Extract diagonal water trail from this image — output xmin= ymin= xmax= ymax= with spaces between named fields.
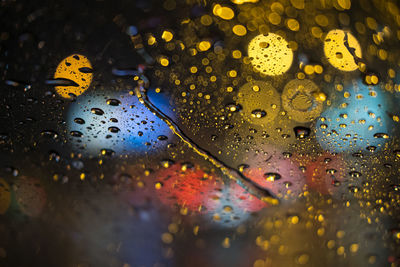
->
xmin=115 ymin=26 xmax=279 ymax=205
xmin=130 ymin=76 xmax=279 ymax=205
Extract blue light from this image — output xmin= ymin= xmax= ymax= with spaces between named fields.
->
xmin=315 ymin=80 xmax=393 ymax=153
xmin=66 ymin=89 xmax=174 ymax=156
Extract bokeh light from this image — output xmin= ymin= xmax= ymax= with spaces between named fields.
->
xmin=54 ymin=54 xmax=93 ymax=98
xmin=281 ymin=79 xmax=324 ymax=123
xmin=248 ymin=33 xmax=293 ymax=76
xmin=323 ymin=29 xmax=362 ymax=72
xmin=237 ymin=80 xmax=281 ymax=125
xmin=315 ymin=80 xmax=392 ymax=153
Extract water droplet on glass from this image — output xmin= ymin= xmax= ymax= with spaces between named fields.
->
xmin=373 ymin=132 xmax=389 ymax=139
xmin=106 ymin=99 xmax=121 ymax=106
xmin=251 ymin=109 xmax=267 ymax=119
xmin=48 ymin=150 xmax=60 ymax=162
xmin=161 ymin=159 xmax=175 ymax=168
xmin=91 ymin=108 xmax=104 ymax=115
xmin=100 ymin=149 xmax=115 ymax=157
xmin=264 ymin=172 xmax=281 ymax=181
xmin=70 ymin=131 xmax=83 ymax=137
xmin=157 ymin=135 xmax=168 ymax=141
xmin=74 ymin=118 xmax=85 ymax=124
xmin=108 ymin=126 xmax=120 ymax=133
xmin=225 ymin=103 xmax=241 ymax=112
xmin=349 ymin=171 xmax=362 ymax=178
xmin=293 ymin=126 xmax=310 ymax=139
xmin=41 ymin=130 xmax=59 ymax=139
xmin=238 ymin=164 xmax=249 ymax=172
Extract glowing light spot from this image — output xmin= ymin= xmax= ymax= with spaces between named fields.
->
xmin=268 ymin=12 xmax=281 ymax=25
xmin=213 ymin=5 xmax=234 ymax=20
xmin=159 ymin=57 xmax=169 ymax=66
xmin=232 ymin=24 xmax=247 ymax=36
xmin=232 ymin=50 xmax=242 ymax=58
xmin=286 ymin=18 xmax=300 ymax=31
xmin=197 ymin=41 xmax=211 ymax=51
xmin=53 ymin=54 xmax=93 ymax=98
xmin=337 ymin=0 xmax=351 ymax=9
xmin=281 ymin=79 xmax=323 ymax=122
xmin=200 ymin=15 xmax=213 ymax=26
xmin=147 ymin=35 xmax=156 ymax=45
xmin=248 ymin=33 xmax=293 ymax=76
xmin=231 ymin=0 xmax=258 ymax=4
xmin=161 ymin=30 xmax=173 ymax=42
xmin=237 ymin=81 xmax=281 ymax=125
xmin=324 ymin=29 xmax=362 ymax=71
xmin=290 ymin=0 xmax=305 ymax=9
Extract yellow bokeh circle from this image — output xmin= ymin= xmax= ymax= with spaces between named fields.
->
xmin=248 ymin=33 xmax=293 ymax=76
xmin=54 ymin=54 xmax=93 ymax=98
xmin=323 ymin=29 xmax=362 ymax=72
xmin=237 ymin=80 xmax=281 ymax=125
xmin=281 ymin=79 xmax=323 ymax=123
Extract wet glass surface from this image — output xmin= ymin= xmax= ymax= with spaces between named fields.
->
xmin=1 ymin=0 xmax=400 ymax=266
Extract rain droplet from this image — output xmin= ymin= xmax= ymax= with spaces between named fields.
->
xmin=70 ymin=131 xmax=83 ymax=137
xmin=91 ymin=108 xmax=104 ymax=115
xmin=251 ymin=109 xmax=267 ymax=119
xmin=293 ymin=126 xmax=310 ymax=139
xmin=373 ymin=132 xmax=389 ymax=139
xmin=161 ymin=159 xmax=175 ymax=168
xmin=349 ymin=171 xmax=362 ymax=178
xmin=352 ymin=152 xmax=363 ymax=158
xmin=264 ymin=172 xmax=281 ymax=181
xmin=41 ymin=130 xmax=59 ymax=139
xmin=326 ymin=169 xmax=337 ymax=174
xmin=181 ymin=162 xmax=194 ymax=171
xmin=108 ymin=126 xmax=120 ymax=133
xmin=225 ymin=103 xmax=241 ymax=112
xmin=157 ymin=135 xmax=168 ymax=141
xmin=106 ymin=99 xmax=121 ymax=106
xmin=74 ymin=118 xmax=85 ymax=124
xmin=48 ymin=150 xmax=60 ymax=162
xmin=100 ymin=148 xmax=115 ymax=156
xmin=238 ymin=164 xmax=249 ymax=172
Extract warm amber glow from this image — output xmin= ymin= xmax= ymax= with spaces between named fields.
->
xmin=237 ymin=81 xmax=281 ymax=125
xmin=231 ymin=0 xmax=258 ymax=4
xmin=161 ymin=30 xmax=173 ymax=42
xmin=323 ymin=29 xmax=362 ymax=72
xmin=54 ymin=54 xmax=93 ymax=98
xmin=248 ymin=33 xmax=293 ymax=76
xmin=281 ymin=79 xmax=324 ymax=122
xmin=213 ymin=5 xmax=234 ymax=20
xmin=232 ymin=25 xmax=247 ymax=36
